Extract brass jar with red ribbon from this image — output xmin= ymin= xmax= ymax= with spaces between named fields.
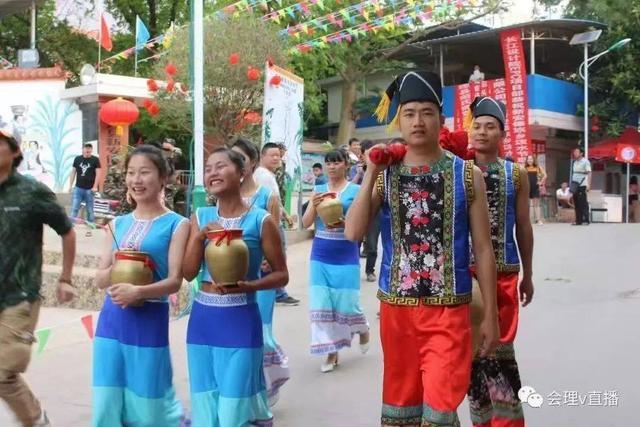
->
xmin=317 ymin=192 xmax=344 ymax=228
xmin=110 ymin=250 xmax=154 ymax=286
xmin=205 ymin=229 xmax=249 ymax=286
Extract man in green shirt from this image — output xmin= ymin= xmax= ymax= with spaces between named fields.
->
xmin=0 ymin=128 xmax=76 ymax=427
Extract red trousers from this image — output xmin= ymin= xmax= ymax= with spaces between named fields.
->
xmin=496 ymin=272 xmax=519 ymax=344
xmin=380 ymin=302 xmax=471 ymax=426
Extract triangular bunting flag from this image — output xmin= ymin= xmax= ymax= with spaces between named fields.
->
xmin=35 ymin=328 xmax=52 ymax=355
xmin=81 ymin=314 xmax=94 ymax=340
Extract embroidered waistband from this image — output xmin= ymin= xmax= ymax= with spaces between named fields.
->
xmin=377 ymin=289 xmax=471 ymax=306
xmin=195 ymin=291 xmax=248 ymax=307
xmin=315 ymin=229 xmax=346 ymax=240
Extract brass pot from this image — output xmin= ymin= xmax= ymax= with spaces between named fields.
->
xmin=470 ymin=278 xmax=484 ymax=355
xmin=110 ymin=250 xmax=154 ymax=286
xmin=205 ymin=229 xmax=249 ymax=286
xmin=317 ymin=192 xmax=344 ymax=227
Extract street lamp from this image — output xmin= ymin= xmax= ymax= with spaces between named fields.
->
xmin=570 ymin=30 xmax=632 ymax=160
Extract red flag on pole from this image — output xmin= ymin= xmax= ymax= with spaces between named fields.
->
xmin=100 ymin=14 xmax=113 ymax=52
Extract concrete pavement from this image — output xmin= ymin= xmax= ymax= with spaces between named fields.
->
xmin=1 ymin=223 xmax=639 ymax=426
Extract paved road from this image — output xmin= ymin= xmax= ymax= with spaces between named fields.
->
xmin=1 ymin=223 xmax=639 ymax=426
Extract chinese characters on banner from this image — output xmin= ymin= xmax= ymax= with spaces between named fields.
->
xmin=454 ymin=79 xmax=508 ymax=133
xmin=500 ymin=29 xmax=532 ymax=162
xmin=453 ymin=30 xmax=532 ymax=162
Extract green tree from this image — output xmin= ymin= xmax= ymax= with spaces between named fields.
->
xmin=150 ymin=15 xmax=288 ymax=153
xmin=553 ymin=0 xmax=638 ymax=136
xmin=0 ymin=2 xmax=98 ymax=85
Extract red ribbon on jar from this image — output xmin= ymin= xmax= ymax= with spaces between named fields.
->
xmin=207 ymin=229 xmax=243 ymax=247
xmin=114 ymin=251 xmax=156 ymax=270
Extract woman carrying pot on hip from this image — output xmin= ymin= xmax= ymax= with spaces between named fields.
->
xmin=93 ymin=144 xmax=190 ymax=426
xmin=231 ymin=138 xmax=290 ymax=407
xmin=182 ymin=147 xmax=288 ymax=426
xmin=302 ymin=149 xmax=370 ymax=373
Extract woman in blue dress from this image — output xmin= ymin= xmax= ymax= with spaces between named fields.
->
xmin=182 ymin=147 xmax=288 ymax=426
xmin=302 ymin=149 xmax=370 ymax=373
xmin=231 ymin=138 xmax=290 ymax=407
xmin=93 ymin=144 xmax=190 ymax=426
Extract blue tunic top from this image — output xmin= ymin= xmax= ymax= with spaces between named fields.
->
xmin=113 ymin=211 xmax=188 ymax=283
xmin=196 ymin=206 xmax=270 ymax=284
xmin=246 ymin=185 xmax=273 ymax=212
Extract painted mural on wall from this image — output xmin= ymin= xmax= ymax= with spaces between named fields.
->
xmin=0 ymin=80 xmax=82 ymax=191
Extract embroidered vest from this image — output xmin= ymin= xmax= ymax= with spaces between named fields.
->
xmin=479 ymin=159 xmax=521 ymax=273
xmin=377 ymin=151 xmax=474 ymax=306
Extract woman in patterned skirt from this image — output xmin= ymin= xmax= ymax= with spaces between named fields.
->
xmin=302 ymin=149 xmax=370 ymax=373
xmin=182 ymin=148 xmax=288 ymax=426
xmin=93 ymin=144 xmax=190 ymax=426
xmin=231 ymin=138 xmax=290 ymax=406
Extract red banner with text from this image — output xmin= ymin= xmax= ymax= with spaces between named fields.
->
xmin=500 ymin=29 xmax=531 ymax=162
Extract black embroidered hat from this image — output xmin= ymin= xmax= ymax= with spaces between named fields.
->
xmin=470 ymin=96 xmax=507 ymax=129
xmin=374 ymin=71 xmax=443 ymax=125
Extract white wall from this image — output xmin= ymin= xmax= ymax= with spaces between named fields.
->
xmin=0 ymin=79 xmax=83 ymax=191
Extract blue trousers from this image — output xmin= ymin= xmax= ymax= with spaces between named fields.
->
xmin=71 ymin=187 xmax=95 ymax=222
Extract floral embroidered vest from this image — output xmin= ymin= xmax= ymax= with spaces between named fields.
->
xmin=477 ymin=158 xmax=521 ymax=273
xmin=377 ymin=151 xmax=474 ymax=306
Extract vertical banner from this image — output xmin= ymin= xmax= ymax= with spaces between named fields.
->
xmin=262 ymin=64 xmax=305 ymax=195
xmin=500 ymin=29 xmax=531 ymax=163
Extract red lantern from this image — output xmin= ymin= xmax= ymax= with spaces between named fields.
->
xmin=99 ymin=97 xmax=139 ymax=136
xmin=229 ymin=53 xmax=240 ymax=65
xmin=269 ymin=75 xmax=282 ymax=87
xmin=147 ymin=79 xmax=159 ymax=92
xmin=267 ymin=56 xmax=274 ymax=67
xmin=143 ymin=99 xmax=153 ymax=109
xmin=591 ymin=116 xmax=600 ymax=132
xmin=165 ymin=62 xmax=177 ymax=76
xmin=247 ymin=67 xmax=260 ymax=81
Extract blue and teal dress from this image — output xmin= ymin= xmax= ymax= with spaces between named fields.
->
xmin=309 ymin=182 xmax=368 ymax=355
xmin=93 ymin=211 xmax=187 ymax=427
xmin=187 ymin=206 xmax=273 ymax=426
xmin=246 ymin=186 xmax=290 ymax=402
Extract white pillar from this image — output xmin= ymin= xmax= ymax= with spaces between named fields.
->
xmin=626 ymin=162 xmax=630 ymax=223
xmin=30 ymin=0 xmax=36 ymax=49
xmin=530 ymin=29 xmax=535 ymax=74
xmin=583 ymin=43 xmax=589 ymax=160
xmin=193 ymin=0 xmax=204 ymax=187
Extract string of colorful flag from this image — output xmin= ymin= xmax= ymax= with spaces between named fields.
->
xmin=278 ymin=0 xmax=463 ymax=39
xmin=97 ymin=19 xmax=177 ymax=66
xmin=33 ymin=282 xmax=199 ymax=355
xmin=290 ymin=0 xmax=475 ymax=53
xmin=34 ymin=313 xmax=94 ymax=355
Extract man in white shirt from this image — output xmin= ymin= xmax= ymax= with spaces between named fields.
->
xmin=556 ymin=182 xmax=573 ymax=208
xmin=253 ymin=143 xmax=281 ymax=196
xmin=254 ymin=143 xmax=300 ymax=306
xmin=571 ymin=148 xmax=592 ymax=225
xmin=469 ymin=65 xmax=485 ymax=83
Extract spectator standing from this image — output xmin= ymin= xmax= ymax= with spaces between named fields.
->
xmin=571 ymin=148 xmax=591 ymax=225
